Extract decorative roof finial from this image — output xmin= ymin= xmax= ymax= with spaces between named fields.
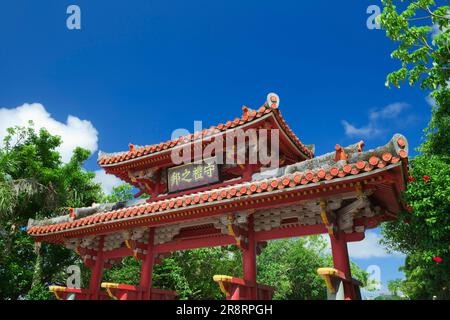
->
xmin=242 ymin=105 xmax=249 ymax=117
xmin=266 ymin=92 xmax=280 ymax=109
xmin=357 ymin=140 xmax=365 ymax=152
xmin=334 ymin=144 xmax=348 ymax=162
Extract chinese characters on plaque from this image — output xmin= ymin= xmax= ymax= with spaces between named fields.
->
xmin=167 ymin=159 xmax=219 ymax=192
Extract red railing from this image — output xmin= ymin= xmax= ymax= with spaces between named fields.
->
xmin=49 ymin=286 xmax=110 ymax=300
xmin=101 ymin=283 xmax=177 ymax=300
xmin=213 ymin=275 xmax=275 ymax=300
xmin=49 ymin=285 xmax=177 ymax=300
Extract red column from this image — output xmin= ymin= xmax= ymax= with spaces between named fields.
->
xmin=230 ymin=286 xmax=240 ymax=300
xmin=89 ymin=236 xmax=105 ymax=300
xmin=140 ymin=228 xmax=155 ymax=300
xmin=330 ymin=231 xmax=355 ymax=299
xmin=242 ymin=215 xmax=257 ymax=299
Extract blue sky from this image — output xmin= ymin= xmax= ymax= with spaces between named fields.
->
xmin=0 ymin=1 xmax=432 ymax=296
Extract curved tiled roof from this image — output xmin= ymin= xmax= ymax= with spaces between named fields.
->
xmin=28 ymin=135 xmax=408 ymax=237
xmin=97 ymin=99 xmax=314 ymax=166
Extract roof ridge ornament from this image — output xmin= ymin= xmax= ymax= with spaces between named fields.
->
xmin=266 ymin=92 xmax=280 ymax=109
xmin=241 ymin=105 xmax=252 ymax=117
xmin=334 ymin=141 xmax=364 ymax=162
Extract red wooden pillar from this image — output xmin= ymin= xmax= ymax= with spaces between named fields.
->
xmin=140 ymin=228 xmax=155 ymax=300
xmin=242 ymin=215 xmax=257 ymax=299
xmin=89 ymin=236 xmax=105 ymax=300
xmin=230 ymin=286 xmax=240 ymax=300
xmin=330 ymin=231 xmax=355 ymax=299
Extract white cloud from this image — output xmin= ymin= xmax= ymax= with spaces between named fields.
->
xmin=431 ymin=13 xmax=449 ymax=39
xmin=93 ymin=169 xmax=123 ymax=194
xmin=425 ymin=95 xmax=436 ymax=107
xmin=347 ymin=232 xmax=404 ymax=259
xmin=0 ymin=103 xmax=98 ymax=162
xmin=425 ymin=82 xmax=449 ymax=106
xmin=369 ymin=102 xmax=408 ymax=121
xmin=342 ymin=102 xmax=410 ymax=138
xmin=320 ymin=231 xmax=404 ymax=259
xmin=341 ymin=120 xmax=381 ymax=137
xmin=432 ymin=23 xmax=442 ymax=38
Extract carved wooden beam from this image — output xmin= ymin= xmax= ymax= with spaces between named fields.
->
xmin=319 ymin=199 xmax=337 ymax=239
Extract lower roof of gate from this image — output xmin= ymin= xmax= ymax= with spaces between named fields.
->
xmin=27 ymin=133 xmax=409 ymax=241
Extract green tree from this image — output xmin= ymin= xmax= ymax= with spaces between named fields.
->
xmin=379 ymin=0 xmax=450 ymax=300
xmin=256 ymin=238 xmax=327 ymax=299
xmin=399 ymin=252 xmax=449 ymax=299
xmin=0 ymin=124 xmax=103 ymax=299
xmin=380 ymin=0 xmax=449 ymax=156
xmin=382 ymin=156 xmax=450 ymax=254
xmin=102 ymin=184 xmax=134 ymax=203
xmin=388 ymin=278 xmax=404 ymax=296
xmin=155 ymin=246 xmax=242 ymax=299
xmin=257 ymin=237 xmax=369 ymax=300
xmin=381 ymin=155 xmax=450 ymax=299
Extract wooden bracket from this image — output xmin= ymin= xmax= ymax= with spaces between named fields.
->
xmin=226 ymin=214 xmax=248 ymax=249
xmin=319 ymin=199 xmax=337 ymax=239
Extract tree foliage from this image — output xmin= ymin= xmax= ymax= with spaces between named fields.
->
xmin=379 ymin=0 xmax=450 ymax=300
xmin=380 ymin=0 xmax=449 ymax=156
xmin=382 ymin=156 xmax=450 ymax=254
xmin=381 ymin=155 xmax=450 ymax=299
xmin=101 ymin=184 xmax=134 ymax=203
xmin=387 ymin=278 xmax=404 ymax=297
xmin=0 ymin=124 xmax=103 ymax=299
